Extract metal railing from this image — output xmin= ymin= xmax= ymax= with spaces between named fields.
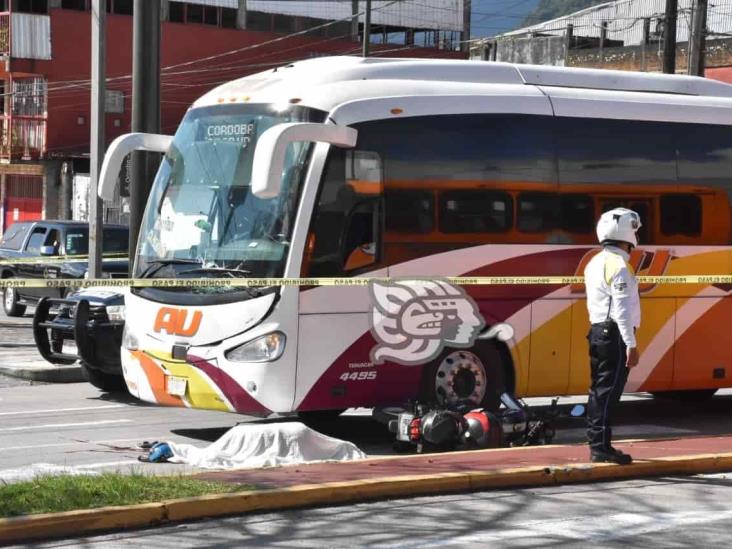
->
xmin=0 ymin=12 xmax=9 ymax=57
xmin=0 ymin=115 xmax=47 ymax=161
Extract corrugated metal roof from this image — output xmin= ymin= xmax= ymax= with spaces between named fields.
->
xmin=11 ymin=13 xmax=51 ymax=61
xmin=489 ymin=0 xmax=732 ymax=47
xmin=170 ymin=0 xmax=465 ymax=31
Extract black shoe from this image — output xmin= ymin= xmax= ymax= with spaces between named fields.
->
xmin=608 ymin=446 xmax=632 ymax=459
xmin=591 ymin=448 xmax=633 ymax=465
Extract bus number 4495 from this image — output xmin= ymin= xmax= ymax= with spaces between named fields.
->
xmin=340 ymin=371 xmax=377 ymax=381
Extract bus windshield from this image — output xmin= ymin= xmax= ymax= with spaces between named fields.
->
xmin=135 ymin=104 xmax=324 ymax=292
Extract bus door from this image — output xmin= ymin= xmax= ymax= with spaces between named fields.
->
xmin=295 ymin=148 xmax=389 ymax=411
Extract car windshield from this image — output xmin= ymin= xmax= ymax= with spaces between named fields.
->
xmin=135 ymin=103 xmax=324 ymax=295
xmin=65 ymin=228 xmax=129 ymax=255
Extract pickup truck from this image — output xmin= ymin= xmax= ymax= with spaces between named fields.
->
xmin=0 ymin=220 xmax=129 ymax=317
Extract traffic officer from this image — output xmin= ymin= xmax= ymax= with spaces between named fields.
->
xmin=584 ymin=207 xmax=642 ymax=465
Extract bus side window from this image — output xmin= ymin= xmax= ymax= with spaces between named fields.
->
xmin=661 ymin=194 xmax=701 ymax=236
xmin=560 ymin=194 xmax=594 ymax=234
xmin=517 ymin=193 xmax=558 ymax=233
xmin=440 ymin=190 xmax=512 ymax=234
xmin=385 ymin=190 xmax=433 ymax=234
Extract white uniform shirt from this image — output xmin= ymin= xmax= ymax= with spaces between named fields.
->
xmin=584 ymin=246 xmax=641 ymax=348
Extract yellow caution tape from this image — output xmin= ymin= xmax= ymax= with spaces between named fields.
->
xmin=0 ymin=275 xmax=731 ymax=289
xmin=0 ymin=254 xmax=128 ymax=265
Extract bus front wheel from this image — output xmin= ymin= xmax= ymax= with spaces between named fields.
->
xmin=421 ymin=342 xmax=508 ymax=413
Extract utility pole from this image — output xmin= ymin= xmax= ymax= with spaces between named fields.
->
xmin=689 ymin=0 xmax=708 ymax=76
xmin=88 ymin=0 xmax=105 ymax=278
xmin=351 ymin=0 xmax=359 ymax=42
xmin=461 ymin=0 xmax=471 ymax=53
xmin=564 ymin=23 xmax=574 ymax=66
xmin=662 ymin=0 xmax=678 ymax=74
xmin=641 ymin=17 xmax=650 ymax=71
xmin=130 ymin=0 xmax=161 ymax=266
xmin=362 ymin=0 xmax=371 ymax=57
xmin=599 ymin=20 xmax=608 ymax=66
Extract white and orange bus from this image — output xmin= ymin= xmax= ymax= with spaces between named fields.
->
xmin=99 ymin=56 xmax=732 ymax=418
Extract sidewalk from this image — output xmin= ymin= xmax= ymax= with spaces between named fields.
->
xmin=3 ymin=433 xmax=732 ymax=545
xmin=0 ymin=317 xmax=83 ymax=382
xmin=197 ymin=434 xmax=732 ymax=489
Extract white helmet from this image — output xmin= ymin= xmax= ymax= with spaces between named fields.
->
xmin=596 ymin=208 xmax=642 ymax=247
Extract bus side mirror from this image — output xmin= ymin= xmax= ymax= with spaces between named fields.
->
xmin=98 ymin=133 xmax=174 ymax=200
xmin=251 ymin=123 xmax=358 ymax=199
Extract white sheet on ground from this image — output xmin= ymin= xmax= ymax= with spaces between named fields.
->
xmin=167 ymin=421 xmax=367 ymax=469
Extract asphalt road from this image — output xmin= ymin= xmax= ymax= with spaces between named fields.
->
xmin=0 ymin=382 xmax=257 ymax=481
xmin=19 ymin=474 xmax=732 ymax=548
xmin=3 ymin=306 xmax=732 ymax=480
xmin=0 ymin=302 xmax=52 ymax=383
xmin=2 ymin=378 xmax=732 ymax=482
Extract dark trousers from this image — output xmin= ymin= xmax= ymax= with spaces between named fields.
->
xmin=587 ymin=321 xmax=629 ymax=452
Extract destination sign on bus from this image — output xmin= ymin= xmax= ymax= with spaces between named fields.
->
xmin=203 ymin=121 xmax=257 ymax=147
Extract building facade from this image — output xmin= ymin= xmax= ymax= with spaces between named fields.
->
xmin=0 ymin=0 xmax=468 ymax=234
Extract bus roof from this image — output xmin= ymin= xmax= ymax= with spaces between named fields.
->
xmin=192 ymin=56 xmax=732 ymax=113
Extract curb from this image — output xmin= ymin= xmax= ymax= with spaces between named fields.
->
xmin=1 ymin=452 xmax=732 ymax=544
xmin=0 ymin=364 xmax=84 ymax=383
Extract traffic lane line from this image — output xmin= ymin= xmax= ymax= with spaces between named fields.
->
xmin=0 ymin=404 xmax=127 ymax=416
xmin=0 ymin=420 xmax=132 ymax=432
xmin=0 ymin=437 xmax=167 ymax=453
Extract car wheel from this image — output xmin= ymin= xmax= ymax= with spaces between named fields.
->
xmin=81 ymin=362 xmax=127 ymax=393
xmin=3 ymin=284 xmax=27 ymax=317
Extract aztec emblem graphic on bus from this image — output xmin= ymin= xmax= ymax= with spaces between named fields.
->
xmin=369 ymin=279 xmax=486 ymax=366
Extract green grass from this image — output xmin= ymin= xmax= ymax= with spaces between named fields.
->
xmin=0 ymin=472 xmax=252 ymax=518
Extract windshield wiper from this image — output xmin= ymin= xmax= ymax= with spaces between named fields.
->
xmin=139 ymin=258 xmax=201 ymax=278
xmin=178 ymin=266 xmax=251 ymax=278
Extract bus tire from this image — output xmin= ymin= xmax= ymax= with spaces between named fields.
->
xmin=3 ymin=284 xmax=26 ymax=317
xmin=650 ymin=389 xmax=717 ymax=402
xmin=421 ymin=341 xmax=508 ymax=413
xmin=81 ymin=363 xmax=127 ymax=393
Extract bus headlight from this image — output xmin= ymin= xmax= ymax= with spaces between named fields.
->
xmin=122 ymin=325 xmax=138 ymax=351
xmin=106 ymin=305 xmax=125 ymax=321
xmin=225 ymin=332 xmax=286 ymax=363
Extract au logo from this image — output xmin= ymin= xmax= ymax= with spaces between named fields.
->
xmin=571 ymin=249 xmax=671 ymax=294
xmin=154 ymin=307 xmax=202 ymax=337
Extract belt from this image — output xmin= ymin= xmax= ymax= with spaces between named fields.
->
xmin=591 ymin=320 xmax=617 ymax=328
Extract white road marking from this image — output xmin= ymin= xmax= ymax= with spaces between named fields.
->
xmin=0 ymin=437 xmax=167 ymax=453
xmin=0 ymin=404 xmax=126 ymax=416
xmin=0 ymin=419 xmax=131 ymax=432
